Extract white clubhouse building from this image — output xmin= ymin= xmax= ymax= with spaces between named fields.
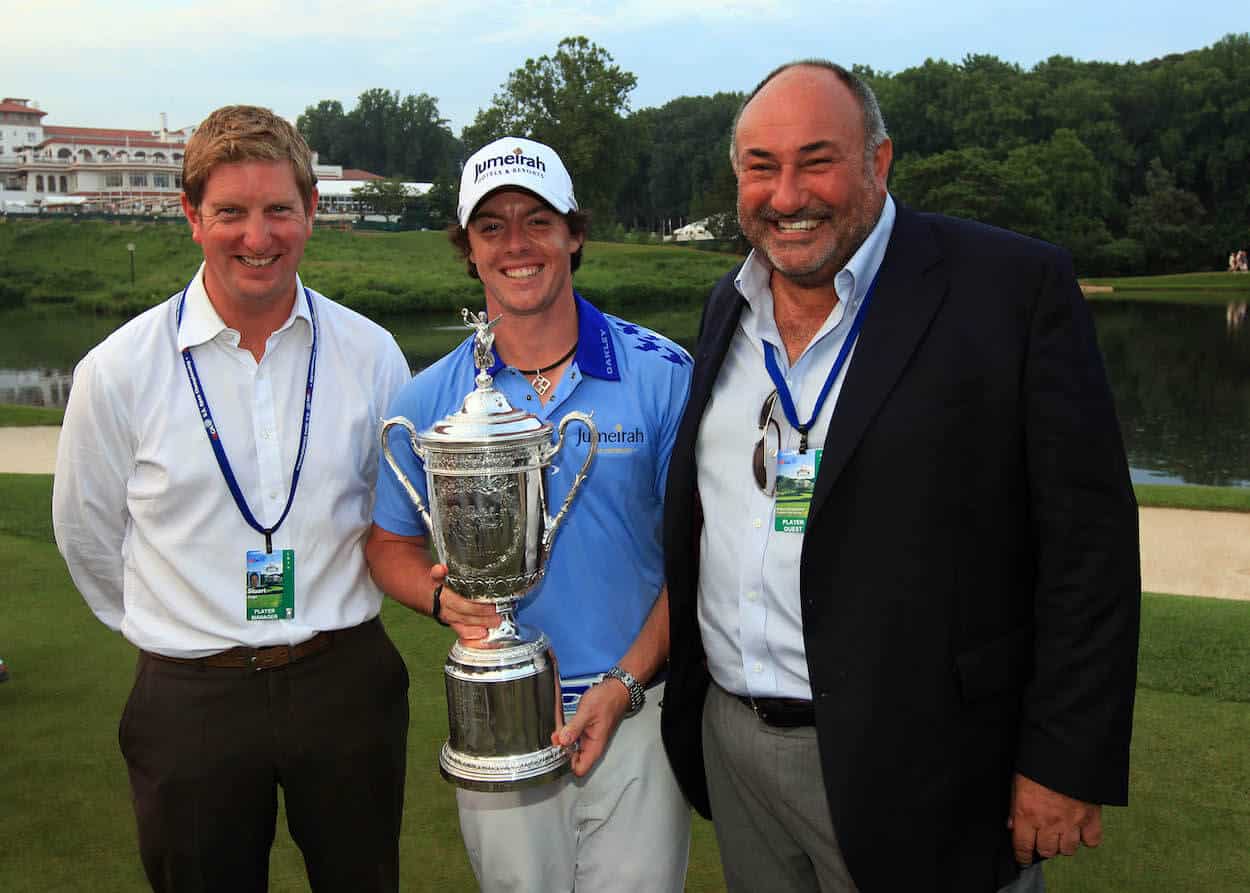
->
xmin=0 ymin=97 xmax=422 ymax=216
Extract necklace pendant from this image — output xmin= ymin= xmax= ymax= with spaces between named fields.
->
xmin=532 ymin=372 xmax=552 ymax=395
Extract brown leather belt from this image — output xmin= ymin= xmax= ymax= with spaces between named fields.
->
xmin=736 ymin=693 xmax=816 ymax=728
xmin=145 ymin=629 xmax=335 ymax=671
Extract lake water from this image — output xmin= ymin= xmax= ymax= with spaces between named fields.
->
xmin=3 ymin=299 xmax=1248 ymax=488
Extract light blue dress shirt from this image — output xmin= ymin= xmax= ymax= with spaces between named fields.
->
xmin=697 ymin=195 xmax=897 ymax=700
xmin=374 ymin=294 xmax=692 ymax=680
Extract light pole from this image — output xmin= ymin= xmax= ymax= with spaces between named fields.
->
xmin=127 ymin=242 xmax=135 ymax=285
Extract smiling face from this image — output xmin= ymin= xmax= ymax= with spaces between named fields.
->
xmin=734 ymin=65 xmax=892 ymax=288
xmin=465 ymin=188 xmax=584 ymax=320
xmin=181 ymin=159 xmax=316 ymax=323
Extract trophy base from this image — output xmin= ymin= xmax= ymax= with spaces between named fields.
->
xmin=441 ymin=622 xmax=568 ymax=792
xmin=439 ymin=742 xmax=569 ymax=792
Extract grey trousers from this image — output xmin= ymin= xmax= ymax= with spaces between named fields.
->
xmin=702 ymin=682 xmax=857 ymax=892
xmin=701 ymin=683 xmax=1046 ymax=893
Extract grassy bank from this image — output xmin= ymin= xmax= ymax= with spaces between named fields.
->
xmin=1134 ymin=483 xmax=1250 ymax=513
xmin=0 ymin=404 xmax=64 ymax=426
xmin=3 ymin=473 xmax=1247 ymax=890
xmin=8 ymin=218 xmax=1248 ymax=318
xmin=1083 ymin=271 xmax=1250 ymax=304
xmin=0 ymin=219 xmax=738 ymax=318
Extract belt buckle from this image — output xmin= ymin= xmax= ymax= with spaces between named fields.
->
xmin=248 ymin=645 xmax=287 ymax=671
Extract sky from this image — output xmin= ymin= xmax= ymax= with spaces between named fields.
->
xmin=2 ymin=0 xmax=1242 ymax=141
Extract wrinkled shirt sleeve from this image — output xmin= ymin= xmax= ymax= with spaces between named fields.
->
xmin=52 ymin=349 xmax=134 ymax=631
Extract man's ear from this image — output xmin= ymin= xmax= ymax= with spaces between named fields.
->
xmin=181 ymin=193 xmax=203 ymax=244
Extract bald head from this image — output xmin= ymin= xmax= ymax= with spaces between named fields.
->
xmin=731 ymin=62 xmax=893 ymax=288
xmin=731 ymin=61 xmax=888 ymax=172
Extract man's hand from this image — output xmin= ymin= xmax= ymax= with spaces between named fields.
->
xmin=1008 ymin=772 xmax=1103 ymax=865
xmin=551 ymin=677 xmax=629 ymax=777
xmin=428 ymin=564 xmax=503 ymax=643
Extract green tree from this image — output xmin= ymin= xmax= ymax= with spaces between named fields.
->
xmin=1126 ymin=159 xmax=1209 ymax=273
xmin=296 ymin=100 xmax=351 ymax=166
xmin=461 ymin=36 xmax=638 ymax=221
xmin=635 ymin=93 xmax=741 ymax=229
xmin=299 ymin=90 xmax=460 ymax=181
xmin=422 ymin=174 xmax=459 ymax=230
xmin=392 ymin=92 xmax=461 ymax=181
xmin=1002 ymin=129 xmax=1115 ymax=266
xmin=351 ymin=178 xmax=415 ymax=220
xmin=890 ymin=147 xmax=1011 ymax=222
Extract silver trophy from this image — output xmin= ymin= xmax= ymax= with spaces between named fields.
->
xmin=381 ymin=309 xmax=597 ymax=790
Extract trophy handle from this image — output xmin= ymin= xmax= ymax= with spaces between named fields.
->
xmin=380 ymin=416 xmax=433 ymax=532
xmin=541 ymin=411 xmax=596 ymax=561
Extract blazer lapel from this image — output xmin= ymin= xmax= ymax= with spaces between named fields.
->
xmin=808 ymin=206 xmax=947 ymax=518
xmin=686 ymin=268 xmax=747 ymax=433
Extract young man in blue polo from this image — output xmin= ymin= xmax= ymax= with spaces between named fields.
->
xmin=366 ymin=137 xmax=692 ymax=891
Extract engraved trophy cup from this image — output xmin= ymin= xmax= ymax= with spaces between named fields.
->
xmin=381 ymin=310 xmax=597 ymax=790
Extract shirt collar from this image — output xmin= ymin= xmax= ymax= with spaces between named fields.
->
xmin=485 ymin=291 xmax=621 ymax=382
xmin=735 ymin=192 xmax=897 ymax=314
xmin=176 ymin=262 xmax=311 ymax=351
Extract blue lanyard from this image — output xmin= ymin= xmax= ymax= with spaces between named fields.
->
xmin=176 ymin=282 xmax=318 ymax=552
xmin=762 ymin=269 xmax=880 ymax=454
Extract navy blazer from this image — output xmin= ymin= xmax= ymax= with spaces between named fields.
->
xmin=661 ymin=204 xmax=1141 ymax=892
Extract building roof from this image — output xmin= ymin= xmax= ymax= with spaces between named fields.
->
xmin=40 ymin=126 xmax=186 ymax=150
xmin=0 ymin=99 xmax=46 ymax=117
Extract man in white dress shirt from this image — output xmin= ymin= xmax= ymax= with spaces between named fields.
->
xmin=52 ymin=105 xmax=413 ymax=892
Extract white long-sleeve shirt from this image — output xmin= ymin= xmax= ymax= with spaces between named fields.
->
xmin=52 ymin=265 xmax=411 ymax=657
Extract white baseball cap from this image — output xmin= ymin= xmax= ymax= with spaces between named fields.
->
xmin=457 ymin=136 xmax=578 ymax=227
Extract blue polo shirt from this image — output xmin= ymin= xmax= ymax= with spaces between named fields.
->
xmin=374 ymin=293 xmax=692 ymax=679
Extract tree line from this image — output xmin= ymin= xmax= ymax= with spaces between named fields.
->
xmin=297 ymin=33 xmax=1250 ymax=275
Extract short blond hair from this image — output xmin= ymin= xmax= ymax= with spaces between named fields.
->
xmin=181 ymin=105 xmax=316 ymax=211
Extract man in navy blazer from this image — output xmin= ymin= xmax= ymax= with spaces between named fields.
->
xmin=660 ymin=60 xmax=1141 ymax=892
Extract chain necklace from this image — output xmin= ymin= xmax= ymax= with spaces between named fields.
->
xmin=528 ymin=342 xmax=578 ymax=396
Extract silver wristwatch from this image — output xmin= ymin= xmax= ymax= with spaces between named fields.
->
xmin=604 ymin=666 xmax=645 ymax=716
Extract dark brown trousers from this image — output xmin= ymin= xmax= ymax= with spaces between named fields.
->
xmin=119 ymin=618 xmax=409 ymax=892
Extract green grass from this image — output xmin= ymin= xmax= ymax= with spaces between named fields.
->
xmin=7 ymin=219 xmax=1249 ymax=319
xmin=1134 ymin=483 xmax=1250 ymax=513
xmin=1135 ymin=593 xmax=1250 ymax=702
xmin=0 ymin=219 xmax=737 ymax=318
xmin=1083 ymin=271 xmax=1250 ymax=304
xmin=0 ymin=475 xmax=725 ymax=891
xmin=0 ymin=472 xmax=55 ymax=541
xmin=4 ymin=474 xmax=1247 ymax=890
xmin=1049 ymin=593 xmax=1250 ymax=890
xmin=0 ymin=404 xmax=64 ymax=426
